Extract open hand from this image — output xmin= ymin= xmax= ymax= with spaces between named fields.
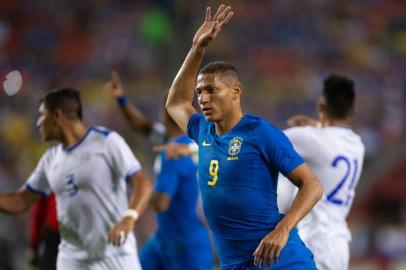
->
xmin=193 ymin=4 xmax=234 ymax=49
xmin=253 ymin=226 xmax=289 ymax=268
xmin=107 ymin=217 xmax=135 ymax=246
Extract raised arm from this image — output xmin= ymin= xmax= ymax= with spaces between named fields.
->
xmin=166 ymin=5 xmax=234 ymax=131
xmin=105 ymin=71 xmax=154 ymax=137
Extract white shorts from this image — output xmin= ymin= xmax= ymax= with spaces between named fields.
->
xmin=301 ymin=233 xmax=349 ymax=270
xmin=57 ymin=251 xmax=142 ymax=270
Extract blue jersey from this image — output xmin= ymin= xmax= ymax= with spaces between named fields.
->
xmin=187 ymin=113 xmax=304 ymax=266
xmin=154 ymin=135 xmax=211 ymax=247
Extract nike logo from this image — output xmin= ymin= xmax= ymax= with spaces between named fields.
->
xmin=202 ymin=140 xmax=211 ymax=146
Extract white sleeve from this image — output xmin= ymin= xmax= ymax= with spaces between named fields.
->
xmin=284 ymin=127 xmax=315 ymax=160
xmin=106 ymin=132 xmax=142 ymax=181
xmin=25 ymin=150 xmax=52 ymax=196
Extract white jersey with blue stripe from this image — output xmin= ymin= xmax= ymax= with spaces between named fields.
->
xmin=278 ymin=125 xmax=365 ymax=241
xmin=26 ymin=126 xmax=141 ymax=260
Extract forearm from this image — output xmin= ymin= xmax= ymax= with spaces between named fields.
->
xmin=0 ymin=190 xmax=38 ymax=214
xmin=278 ymin=177 xmax=322 ymax=231
xmin=167 ymin=45 xmax=205 ymax=108
xmin=116 ymin=97 xmax=153 ymax=136
xmin=166 ymin=46 xmax=203 ymax=132
xmin=128 ymin=173 xmax=153 ymax=215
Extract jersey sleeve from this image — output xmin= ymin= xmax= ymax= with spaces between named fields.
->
xmin=106 ymin=132 xmax=142 ymax=181
xmin=187 ymin=113 xmax=205 ymax=143
xmin=261 ymin=124 xmax=304 ymax=176
xmin=25 ymin=150 xmax=52 ymax=196
xmin=154 ymin=152 xmax=180 ymax=196
xmin=283 ymin=127 xmax=315 ymax=160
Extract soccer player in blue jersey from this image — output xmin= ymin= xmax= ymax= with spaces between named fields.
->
xmin=166 ymin=5 xmax=323 ymax=270
xmin=105 ymin=72 xmax=213 ymax=269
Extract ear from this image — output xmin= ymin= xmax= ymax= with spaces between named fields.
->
xmin=232 ymin=83 xmax=242 ymax=100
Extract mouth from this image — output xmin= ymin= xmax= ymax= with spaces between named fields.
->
xmin=201 ymin=107 xmax=212 ymax=115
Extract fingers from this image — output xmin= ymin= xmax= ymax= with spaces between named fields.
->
xmin=254 ymin=241 xmax=282 ymax=268
xmin=107 ymin=229 xmax=128 ymax=246
xmin=205 ymin=7 xmax=211 ymax=21
xmin=222 ymin=11 xmax=234 ymax=25
xmin=212 ymin=4 xmax=225 ymax=21
xmin=111 ymin=70 xmax=121 ymax=85
xmin=152 ymin=145 xmax=165 ymax=152
xmin=253 ymin=241 xmax=265 ymax=266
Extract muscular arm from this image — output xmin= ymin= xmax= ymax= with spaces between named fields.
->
xmin=166 ymin=5 xmax=233 ymax=131
xmin=0 ymin=188 xmax=40 ymax=214
xmin=254 ymin=163 xmax=322 ymax=267
xmin=165 ymin=43 xmax=203 ymax=132
xmin=278 ymin=163 xmax=323 ymax=231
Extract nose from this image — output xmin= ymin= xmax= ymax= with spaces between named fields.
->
xmin=36 ymin=117 xmax=43 ymax=128
xmin=199 ymin=91 xmax=209 ymax=105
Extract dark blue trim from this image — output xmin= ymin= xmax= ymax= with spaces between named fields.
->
xmin=91 ymin=126 xmax=111 ymax=137
xmin=125 ymin=166 xmax=141 ymax=182
xmin=117 ymin=96 xmax=128 ymax=106
xmin=26 ymin=184 xmax=48 ymax=197
xmin=63 ymin=128 xmax=92 ymax=152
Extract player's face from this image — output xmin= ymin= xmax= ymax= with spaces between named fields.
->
xmin=37 ymin=103 xmax=59 ymax=141
xmin=196 ymin=73 xmax=236 ymax=122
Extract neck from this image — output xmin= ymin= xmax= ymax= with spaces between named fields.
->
xmin=321 ymin=118 xmax=350 ymax=127
xmin=60 ymin=121 xmax=88 ymax=148
xmin=215 ymin=109 xmax=244 ymax=135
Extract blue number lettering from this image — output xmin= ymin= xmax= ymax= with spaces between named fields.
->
xmin=327 ymin=156 xmax=358 ymax=205
xmin=66 ymin=174 xmax=79 ymax=197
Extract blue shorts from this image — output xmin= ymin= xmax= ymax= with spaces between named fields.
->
xmin=140 ymin=235 xmax=214 ymax=270
xmin=221 ymin=228 xmax=317 ymax=270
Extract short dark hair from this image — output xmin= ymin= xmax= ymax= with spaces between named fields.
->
xmin=41 ymin=88 xmax=83 ymax=120
xmin=323 ymin=74 xmax=355 ymax=119
xmin=198 ymin=61 xmax=240 ymax=82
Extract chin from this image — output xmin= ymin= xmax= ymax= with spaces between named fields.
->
xmin=203 ymin=114 xmax=216 ymax=122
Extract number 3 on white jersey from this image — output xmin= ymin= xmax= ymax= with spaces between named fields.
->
xmin=327 ymin=155 xmax=358 ymax=206
xmin=208 ymin=160 xmax=219 ymax=186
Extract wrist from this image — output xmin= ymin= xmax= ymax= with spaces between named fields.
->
xmin=116 ymin=95 xmax=128 ymax=106
xmin=123 ymin=209 xmax=139 ymax=221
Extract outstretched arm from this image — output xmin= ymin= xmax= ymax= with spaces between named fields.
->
xmin=105 ymin=71 xmax=154 ymax=137
xmin=0 ymin=188 xmax=40 ymax=214
xmin=166 ymin=5 xmax=234 ymax=131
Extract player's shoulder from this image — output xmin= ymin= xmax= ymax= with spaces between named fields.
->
xmin=284 ymin=126 xmax=319 ymax=137
xmin=90 ymin=126 xmax=112 ymax=137
xmin=41 ymin=144 xmax=62 ymax=164
xmin=244 ymin=113 xmax=284 ymax=135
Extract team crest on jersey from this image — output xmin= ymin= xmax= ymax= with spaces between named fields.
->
xmin=228 ymin=137 xmax=243 ymax=157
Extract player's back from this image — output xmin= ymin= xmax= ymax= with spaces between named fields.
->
xmin=281 ymin=126 xmax=365 ymax=239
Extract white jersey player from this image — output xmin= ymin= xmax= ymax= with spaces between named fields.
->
xmin=0 ymin=88 xmax=152 ymax=270
xmin=278 ymin=75 xmax=365 ymax=270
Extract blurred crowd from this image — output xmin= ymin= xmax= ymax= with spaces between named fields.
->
xmin=0 ymin=0 xmax=405 ymax=269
